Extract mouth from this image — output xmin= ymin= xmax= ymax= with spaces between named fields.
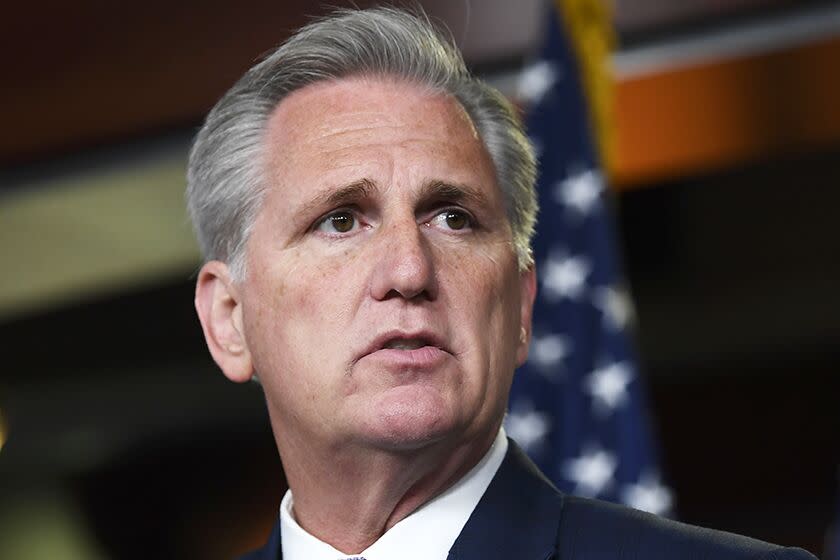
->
xmin=356 ymin=330 xmax=451 ymax=367
xmin=373 ymin=330 xmax=448 ymax=353
xmin=381 ymin=337 xmax=435 ymax=351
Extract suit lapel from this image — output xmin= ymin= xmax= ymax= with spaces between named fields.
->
xmin=448 ymin=439 xmax=565 ymax=560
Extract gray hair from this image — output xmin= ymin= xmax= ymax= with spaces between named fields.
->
xmin=186 ymin=6 xmax=537 ymax=279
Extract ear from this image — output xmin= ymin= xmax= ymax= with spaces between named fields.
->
xmin=195 ymin=261 xmax=254 ymax=383
xmin=515 ymin=265 xmax=538 ymax=367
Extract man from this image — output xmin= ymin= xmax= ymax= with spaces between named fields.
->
xmin=187 ymin=7 xmax=815 ymax=560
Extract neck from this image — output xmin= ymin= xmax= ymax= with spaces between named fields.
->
xmin=276 ymin=427 xmax=499 ymax=555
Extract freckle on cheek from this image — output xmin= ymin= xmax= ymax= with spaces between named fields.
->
xmin=343 ymin=248 xmax=360 ymax=266
xmin=268 ymin=279 xmax=284 ymax=298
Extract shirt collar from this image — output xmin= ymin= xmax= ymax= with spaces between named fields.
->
xmin=280 ymin=427 xmax=508 ymax=560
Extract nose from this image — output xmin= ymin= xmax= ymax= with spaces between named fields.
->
xmin=370 ymin=219 xmax=438 ymax=302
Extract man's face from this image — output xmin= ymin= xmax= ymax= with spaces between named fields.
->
xmin=237 ymin=77 xmax=535 ymax=453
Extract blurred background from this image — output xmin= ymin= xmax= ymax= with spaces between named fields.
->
xmin=1 ymin=0 xmax=838 ymax=558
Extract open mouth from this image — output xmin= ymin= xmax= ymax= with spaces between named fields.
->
xmin=381 ymin=337 xmax=434 ymax=351
xmin=356 ymin=330 xmax=451 ymax=367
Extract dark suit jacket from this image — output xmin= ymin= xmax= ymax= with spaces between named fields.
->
xmin=240 ymin=440 xmax=816 ymax=559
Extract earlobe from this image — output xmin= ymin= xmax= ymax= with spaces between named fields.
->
xmin=195 ymin=261 xmax=254 ymax=383
xmin=516 ymin=265 xmax=538 ymax=366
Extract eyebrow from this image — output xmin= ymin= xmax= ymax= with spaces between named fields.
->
xmin=295 ymin=177 xmax=493 ymax=226
xmin=298 ymin=178 xmax=377 ymax=218
xmin=418 ymin=179 xmax=492 ymax=211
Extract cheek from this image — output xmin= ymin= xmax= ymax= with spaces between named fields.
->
xmin=260 ymin=246 xmax=359 ymax=308
xmin=245 ymin=248 xmax=363 ymax=366
xmin=442 ymin=247 xmax=522 ymax=356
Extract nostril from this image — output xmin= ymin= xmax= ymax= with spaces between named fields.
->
xmin=381 ymin=283 xmax=432 ymax=302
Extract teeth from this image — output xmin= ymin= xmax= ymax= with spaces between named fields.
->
xmin=384 ymin=338 xmax=427 ymax=350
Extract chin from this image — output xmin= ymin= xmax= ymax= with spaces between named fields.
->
xmin=361 ymin=385 xmax=461 ymax=451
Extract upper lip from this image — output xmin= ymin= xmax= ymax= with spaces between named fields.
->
xmin=358 ymin=329 xmax=450 ymax=359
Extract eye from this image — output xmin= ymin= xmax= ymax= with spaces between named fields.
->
xmin=316 ymin=210 xmax=358 ymax=234
xmin=429 ymin=209 xmax=472 ymax=231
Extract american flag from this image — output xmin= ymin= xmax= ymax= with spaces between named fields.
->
xmin=504 ymin=4 xmax=673 ymax=517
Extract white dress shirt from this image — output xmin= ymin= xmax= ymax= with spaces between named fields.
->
xmin=280 ymin=428 xmax=508 ymax=560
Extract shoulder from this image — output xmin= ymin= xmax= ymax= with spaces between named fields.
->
xmin=558 ymin=494 xmax=816 ymax=560
xmin=233 ymin=515 xmax=282 ymax=560
xmin=496 ymin=441 xmax=815 ymax=560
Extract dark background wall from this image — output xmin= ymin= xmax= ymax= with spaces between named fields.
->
xmin=1 ymin=1 xmax=838 ymax=558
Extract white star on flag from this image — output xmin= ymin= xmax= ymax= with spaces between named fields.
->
xmin=554 ymin=168 xmax=604 ymax=216
xmin=584 ymin=362 xmax=633 ymax=415
xmin=529 ymin=333 xmax=572 ymax=373
xmin=542 ymin=253 xmax=591 ymax=301
xmin=593 ymin=285 xmax=634 ymax=330
xmin=562 ymin=446 xmax=617 ymax=497
xmin=517 ymin=60 xmax=560 ymax=104
xmin=620 ymin=472 xmax=674 ymax=516
xmin=505 ymin=401 xmax=552 ymax=453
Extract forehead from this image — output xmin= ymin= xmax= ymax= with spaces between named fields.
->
xmin=260 ymin=76 xmax=497 ymax=196
xmin=266 ymin=76 xmax=479 ymax=146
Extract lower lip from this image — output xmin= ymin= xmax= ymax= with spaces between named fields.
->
xmin=364 ymin=346 xmax=449 ymax=368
